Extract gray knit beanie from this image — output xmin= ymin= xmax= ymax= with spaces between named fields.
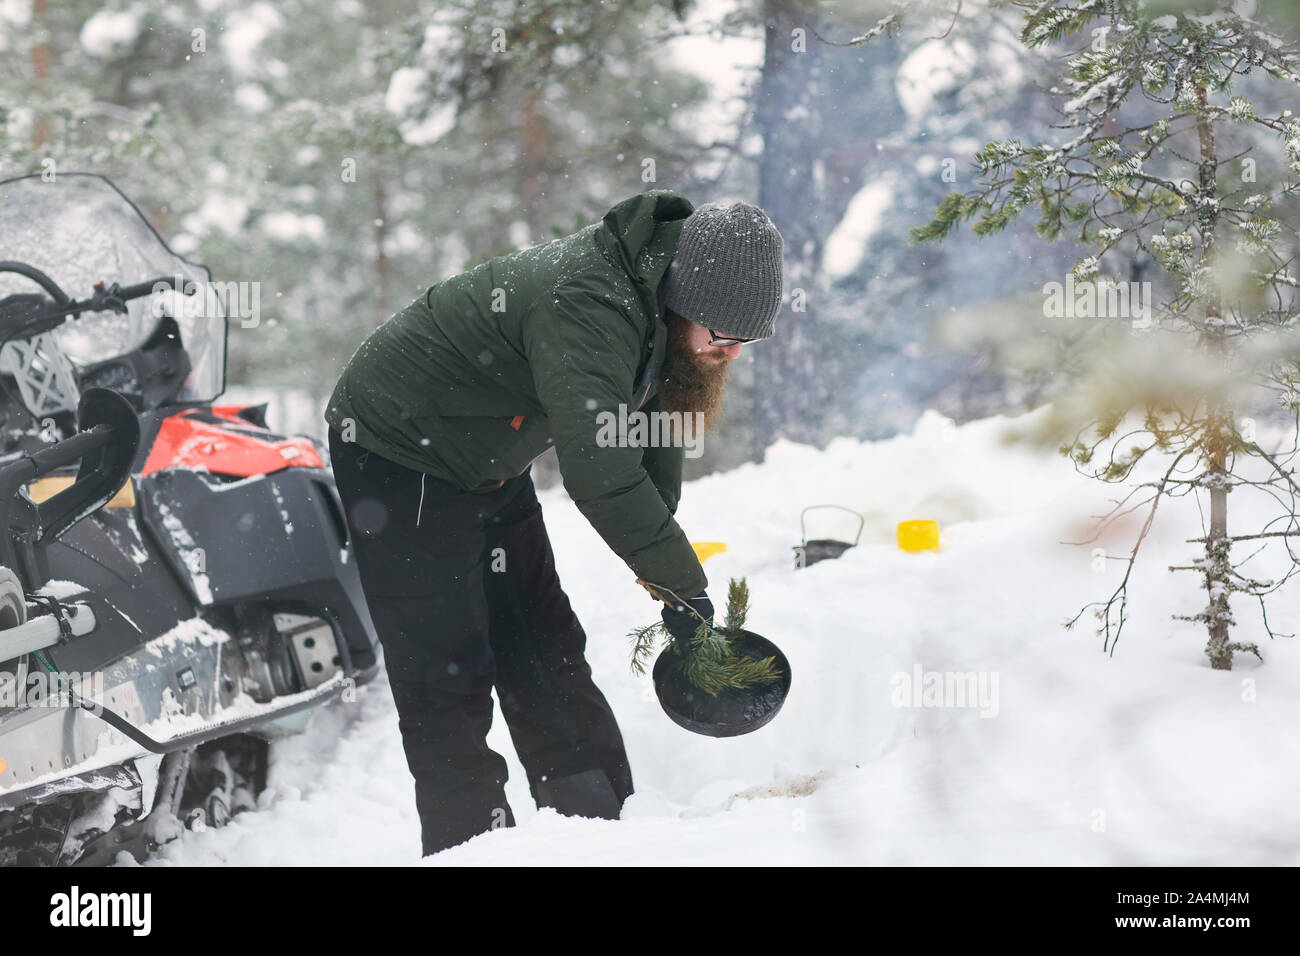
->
xmin=661 ymin=200 xmax=784 ymax=341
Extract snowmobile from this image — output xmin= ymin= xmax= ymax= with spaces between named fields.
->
xmin=0 ymin=173 xmax=380 ymax=865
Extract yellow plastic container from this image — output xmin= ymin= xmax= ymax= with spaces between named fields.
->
xmin=897 ymin=520 xmax=940 ymax=552
xmin=691 ymin=541 xmax=728 ymax=563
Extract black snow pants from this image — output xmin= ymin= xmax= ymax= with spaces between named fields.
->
xmin=327 ymin=428 xmax=634 ymax=856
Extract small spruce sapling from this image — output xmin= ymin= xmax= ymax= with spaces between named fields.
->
xmin=628 ymin=576 xmax=783 ymax=696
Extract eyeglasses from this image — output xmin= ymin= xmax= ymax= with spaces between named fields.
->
xmin=707 ymin=328 xmax=754 ymax=348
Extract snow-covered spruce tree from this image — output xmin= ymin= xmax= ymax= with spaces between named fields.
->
xmin=907 ymin=0 xmax=1300 ymax=669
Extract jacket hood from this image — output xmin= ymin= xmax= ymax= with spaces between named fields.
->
xmin=594 ymin=189 xmax=694 ymax=291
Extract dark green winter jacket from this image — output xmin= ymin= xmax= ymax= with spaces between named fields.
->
xmin=325 ymin=189 xmax=707 ymax=599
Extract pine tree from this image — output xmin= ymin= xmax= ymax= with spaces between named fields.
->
xmin=1 ymin=1 xmax=715 ymax=404
xmin=905 ymin=0 xmax=1300 ymax=668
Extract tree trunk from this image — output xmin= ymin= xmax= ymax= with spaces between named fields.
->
xmin=519 ymin=86 xmax=549 ymax=239
xmin=753 ymin=0 xmax=830 ymax=457
xmin=1195 ymin=86 xmax=1235 ymax=670
xmin=373 ymin=167 xmax=390 ymax=324
xmin=32 ymin=0 xmax=50 ymax=150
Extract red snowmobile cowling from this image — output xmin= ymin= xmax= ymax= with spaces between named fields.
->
xmin=141 ymin=405 xmax=324 ymax=477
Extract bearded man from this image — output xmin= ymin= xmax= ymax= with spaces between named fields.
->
xmin=324 ymin=190 xmax=784 ymax=856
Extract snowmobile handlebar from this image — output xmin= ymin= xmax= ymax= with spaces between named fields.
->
xmin=105 ymin=275 xmax=197 ymax=305
xmin=0 ymin=261 xmax=195 ymax=340
xmin=43 ymin=274 xmax=196 ymax=322
xmin=1 ymin=424 xmax=115 ymax=479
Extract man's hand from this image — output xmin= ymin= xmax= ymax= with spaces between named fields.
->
xmin=660 ymin=593 xmax=714 ymax=651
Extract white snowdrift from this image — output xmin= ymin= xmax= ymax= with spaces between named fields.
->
xmin=134 ymin=406 xmax=1300 ymax=866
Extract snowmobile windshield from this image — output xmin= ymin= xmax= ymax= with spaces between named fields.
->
xmin=0 ymin=173 xmax=226 ymax=403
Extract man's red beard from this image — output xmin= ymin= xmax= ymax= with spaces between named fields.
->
xmin=656 ymin=313 xmax=732 ymax=433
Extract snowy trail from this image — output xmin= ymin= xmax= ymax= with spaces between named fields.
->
xmin=132 ymin=407 xmax=1300 ymax=865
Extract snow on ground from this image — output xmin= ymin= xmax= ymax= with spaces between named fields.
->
xmin=132 ymin=406 xmax=1300 ymax=865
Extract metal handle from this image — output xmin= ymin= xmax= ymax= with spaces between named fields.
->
xmin=799 ymin=505 xmax=864 ymax=546
xmin=0 ymin=602 xmax=97 ymax=660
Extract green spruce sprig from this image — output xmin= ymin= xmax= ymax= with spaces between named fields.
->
xmin=627 ymin=577 xmax=782 ymax=696
xmin=724 ymin=576 xmax=749 ymax=629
